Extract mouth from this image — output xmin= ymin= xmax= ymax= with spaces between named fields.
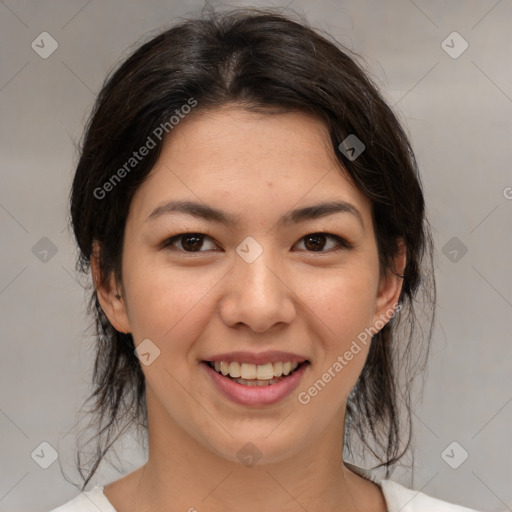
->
xmin=204 ymin=360 xmax=309 ymax=387
xmin=201 ymin=359 xmax=310 ymax=406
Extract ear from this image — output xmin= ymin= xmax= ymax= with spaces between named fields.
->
xmin=90 ymin=241 xmax=131 ymax=334
xmin=372 ymin=239 xmax=406 ymax=328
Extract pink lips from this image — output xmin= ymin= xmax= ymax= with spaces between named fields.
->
xmin=201 ymin=360 xmax=309 ymax=406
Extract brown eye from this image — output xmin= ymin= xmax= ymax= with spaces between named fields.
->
xmin=303 ymin=234 xmax=327 ymax=251
xmin=296 ymin=233 xmax=351 ymax=252
xmin=181 ymin=234 xmax=204 ymax=251
xmin=163 ymin=233 xmax=217 ymax=252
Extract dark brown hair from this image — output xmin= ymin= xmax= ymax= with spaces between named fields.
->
xmin=69 ymin=5 xmax=435 ymax=489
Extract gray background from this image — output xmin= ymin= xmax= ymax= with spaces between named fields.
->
xmin=1 ymin=1 xmax=511 ymax=511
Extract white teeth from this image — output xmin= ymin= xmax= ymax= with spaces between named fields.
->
xmin=256 ymin=363 xmax=274 ymax=380
xmin=240 ymin=362 xmax=257 ymax=380
xmin=233 ymin=377 xmax=281 ymax=386
xmin=210 ymin=361 xmax=301 ymax=380
xmin=220 ymin=362 xmax=230 ymax=376
xmin=228 ymin=361 xmax=241 ymax=378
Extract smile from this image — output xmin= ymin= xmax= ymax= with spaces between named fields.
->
xmin=207 ymin=361 xmax=301 ymax=384
xmin=202 ymin=360 xmax=310 ymax=406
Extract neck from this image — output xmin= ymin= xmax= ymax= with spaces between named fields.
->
xmin=113 ymin=410 xmax=382 ymax=512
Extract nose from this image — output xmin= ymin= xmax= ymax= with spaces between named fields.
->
xmin=218 ymin=248 xmax=296 ymax=333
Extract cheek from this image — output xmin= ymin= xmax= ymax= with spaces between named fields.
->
xmin=300 ymin=264 xmax=379 ymax=342
xmin=121 ymin=258 xmax=223 ymax=344
xmin=296 ymin=270 xmax=378 ymax=414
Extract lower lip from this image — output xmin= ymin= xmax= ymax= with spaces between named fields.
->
xmin=201 ymin=361 xmax=309 ymax=406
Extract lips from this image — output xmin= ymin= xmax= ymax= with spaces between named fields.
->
xmin=201 ymin=357 xmax=310 ymax=406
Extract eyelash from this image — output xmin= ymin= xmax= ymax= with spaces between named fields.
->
xmin=160 ymin=232 xmax=353 ymax=254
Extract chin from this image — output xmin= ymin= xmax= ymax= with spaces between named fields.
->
xmin=203 ymin=431 xmax=307 ymax=468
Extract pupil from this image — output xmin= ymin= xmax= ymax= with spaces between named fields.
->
xmin=182 ymin=234 xmax=203 ymax=251
xmin=304 ymin=234 xmax=325 ymax=251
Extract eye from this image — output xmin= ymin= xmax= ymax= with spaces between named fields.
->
xmin=295 ymin=233 xmax=352 ymax=252
xmin=161 ymin=231 xmax=352 ymax=254
xmin=162 ymin=233 xmax=218 ymax=252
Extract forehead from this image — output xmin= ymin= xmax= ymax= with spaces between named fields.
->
xmin=128 ymin=106 xmax=372 ymax=228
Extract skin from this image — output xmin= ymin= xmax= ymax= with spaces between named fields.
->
xmin=93 ymin=106 xmax=405 ymax=512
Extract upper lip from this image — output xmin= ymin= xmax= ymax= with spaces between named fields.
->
xmin=203 ymin=351 xmax=309 ymax=365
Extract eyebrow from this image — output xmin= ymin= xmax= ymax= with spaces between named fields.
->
xmin=147 ymin=199 xmax=364 ymax=230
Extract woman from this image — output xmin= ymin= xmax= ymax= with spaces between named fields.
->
xmin=51 ymin=7 xmax=483 ymax=511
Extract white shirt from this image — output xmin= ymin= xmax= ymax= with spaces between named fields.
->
xmin=49 ymin=463 xmax=484 ymax=511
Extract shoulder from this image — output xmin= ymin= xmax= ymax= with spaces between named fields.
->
xmin=49 ymin=486 xmax=117 ymax=512
xmin=345 ymin=463 xmax=482 ymax=512
xmin=381 ymin=479 xmax=483 ymax=512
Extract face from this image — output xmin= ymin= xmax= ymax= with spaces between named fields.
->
xmin=96 ymin=106 xmax=403 ymax=466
